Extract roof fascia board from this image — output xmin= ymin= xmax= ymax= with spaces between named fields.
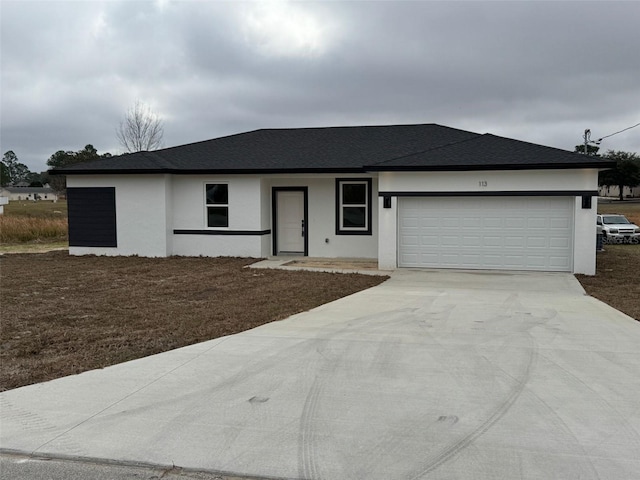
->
xmin=49 ymin=167 xmax=369 ymax=176
xmin=366 ymin=162 xmax=614 ymax=172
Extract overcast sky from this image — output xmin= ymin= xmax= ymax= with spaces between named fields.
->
xmin=2 ymin=0 xmax=639 ymax=173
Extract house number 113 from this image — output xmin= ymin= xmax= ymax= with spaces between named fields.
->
xmin=478 ymin=181 xmax=488 ymax=187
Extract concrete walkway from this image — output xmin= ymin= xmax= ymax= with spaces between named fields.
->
xmin=2 ymin=270 xmax=640 ymax=479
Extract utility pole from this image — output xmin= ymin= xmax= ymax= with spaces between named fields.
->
xmin=583 ymin=129 xmax=591 ymax=155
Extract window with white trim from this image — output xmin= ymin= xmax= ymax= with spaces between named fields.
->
xmin=336 ymin=178 xmax=372 ymax=235
xmin=205 ymin=183 xmax=228 ymax=228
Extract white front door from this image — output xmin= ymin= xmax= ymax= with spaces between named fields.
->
xmin=277 ymin=191 xmax=305 ymax=254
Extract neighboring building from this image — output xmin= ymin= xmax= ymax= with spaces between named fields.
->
xmin=0 ymin=185 xmax=59 ymax=202
xmin=0 ymin=195 xmax=7 ymax=214
xmin=598 ymin=185 xmax=640 ymax=198
xmin=51 ymin=124 xmax=612 ymax=275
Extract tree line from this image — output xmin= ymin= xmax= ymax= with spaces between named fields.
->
xmin=574 ymin=145 xmax=640 ymax=201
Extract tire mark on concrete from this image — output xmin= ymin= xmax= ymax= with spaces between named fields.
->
xmin=406 ymin=332 xmax=538 ymax=479
xmin=296 ymin=310 xmax=423 ymax=479
xmin=540 ymin=350 xmax=640 ymax=449
xmin=339 ymin=306 xmax=459 ymax=476
xmin=298 ymin=370 xmax=325 ymax=479
xmin=396 ymin=294 xmax=544 ymax=479
xmin=521 ymin=387 xmax=602 ymax=479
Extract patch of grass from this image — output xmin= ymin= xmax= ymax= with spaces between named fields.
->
xmin=1 ymin=201 xmax=68 ymax=244
xmin=0 ymin=216 xmax=68 ymax=243
xmin=0 ymin=252 xmax=387 ymax=391
xmin=3 ymin=200 xmax=68 ymax=218
xmin=0 ymin=241 xmax=68 ymax=254
xmin=576 ymin=245 xmax=640 ymax=321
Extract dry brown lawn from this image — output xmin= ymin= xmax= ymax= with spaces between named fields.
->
xmin=0 ymin=252 xmax=386 ymax=391
xmin=575 ymin=200 xmax=640 ymax=321
xmin=576 ymin=245 xmax=640 ymax=321
xmin=597 ymin=199 xmax=640 ymax=224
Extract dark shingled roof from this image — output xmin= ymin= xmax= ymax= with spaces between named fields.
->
xmin=51 ymin=124 xmax=612 ymax=175
xmin=368 ymin=133 xmax=614 ymax=171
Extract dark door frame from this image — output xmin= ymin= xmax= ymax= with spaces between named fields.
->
xmin=272 ymin=187 xmax=308 ymax=256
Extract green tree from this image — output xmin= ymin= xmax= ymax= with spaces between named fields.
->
xmin=574 ymin=144 xmax=600 ymax=156
xmin=599 ymin=150 xmax=640 ymax=201
xmin=25 ymin=171 xmax=44 ymax=186
xmin=0 ymin=161 xmax=9 ymax=186
xmin=2 ymin=150 xmax=31 ymax=184
xmin=47 ymin=144 xmax=111 ymax=193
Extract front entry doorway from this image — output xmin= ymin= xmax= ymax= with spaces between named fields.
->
xmin=273 ymin=188 xmax=308 ymax=256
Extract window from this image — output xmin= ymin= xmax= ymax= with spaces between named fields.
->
xmin=205 ymin=183 xmax=228 ymax=228
xmin=336 ymin=178 xmax=372 ymax=235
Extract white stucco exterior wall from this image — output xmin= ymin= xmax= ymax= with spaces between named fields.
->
xmin=267 ymin=175 xmax=378 ymax=259
xmin=171 ymin=175 xmax=265 ymax=257
xmin=67 ymin=175 xmax=171 ymax=257
xmin=378 ymin=195 xmax=397 ymax=270
xmin=573 ymin=196 xmax=597 ymax=275
xmin=378 ymin=169 xmax=597 ymax=192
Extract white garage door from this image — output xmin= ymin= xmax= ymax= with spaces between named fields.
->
xmin=398 ymin=197 xmax=574 ymax=271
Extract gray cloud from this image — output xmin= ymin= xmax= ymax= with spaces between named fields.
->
xmin=1 ymin=0 xmax=639 ymax=173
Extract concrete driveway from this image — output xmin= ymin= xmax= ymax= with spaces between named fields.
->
xmin=2 ymin=270 xmax=639 ymax=479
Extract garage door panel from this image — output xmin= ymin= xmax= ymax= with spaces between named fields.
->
xmin=527 ymin=237 xmax=546 ymax=248
xmin=401 ymin=235 xmax=419 ymax=246
xmin=505 ymin=217 xmax=526 ymax=228
xmin=420 ymin=218 xmax=439 ymax=227
xmin=483 ymin=217 xmax=502 ymax=228
xmin=400 ymin=217 xmax=419 ymax=228
xmin=463 ymin=217 xmax=482 ymax=228
xmin=483 ymin=236 xmax=502 ymax=247
xmin=550 ymin=237 xmax=570 ymax=248
xmin=550 ymin=218 xmax=570 ymax=229
xmin=504 ymin=255 xmax=526 ymax=267
xmin=461 ymin=254 xmax=482 ymax=266
xmin=421 ymin=235 xmax=439 ymax=246
xmin=462 ymin=235 xmax=482 ymax=246
xmin=505 ymin=236 xmax=525 ymax=247
xmin=527 ymin=217 xmax=547 ymax=229
xmin=549 ymin=256 xmax=571 ymax=268
xmin=526 ymin=256 xmax=546 ymax=267
xmin=398 ymin=197 xmax=573 ymax=271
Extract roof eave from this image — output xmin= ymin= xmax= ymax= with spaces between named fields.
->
xmin=50 ymin=167 xmax=369 ymax=176
xmin=366 ymin=161 xmax=615 ymax=172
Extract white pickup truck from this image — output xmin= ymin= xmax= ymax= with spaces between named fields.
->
xmin=597 ymin=214 xmax=640 ymax=244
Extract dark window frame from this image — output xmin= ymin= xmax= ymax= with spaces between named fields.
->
xmin=205 ymin=183 xmax=229 ymax=228
xmin=335 ymin=178 xmax=372 ymax=236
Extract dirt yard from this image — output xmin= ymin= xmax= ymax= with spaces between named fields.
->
xmin=576 ymin=244 xmax=640 ymax=321
xmin=0 ymin=252 xmax=386 ymax=391
xmin=575 ymin=200 xmax=640 ymax=321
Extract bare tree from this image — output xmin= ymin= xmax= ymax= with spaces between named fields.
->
xmin=116 ymin=101 xmax=164 ymax=153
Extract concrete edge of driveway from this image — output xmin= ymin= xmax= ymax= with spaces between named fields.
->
xmin=250 ymin=259 xmax=592 ymax=296
xmin=583 ymin=295 xmax=639 ymax=324
xmin=248 ymin=258 xmax=392 ymax=276
xmin=0 ymin=450 xmax=283 ymax=480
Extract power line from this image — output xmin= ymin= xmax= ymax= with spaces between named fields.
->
xmin=596 ymin=122 xmax=640 ymax=142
